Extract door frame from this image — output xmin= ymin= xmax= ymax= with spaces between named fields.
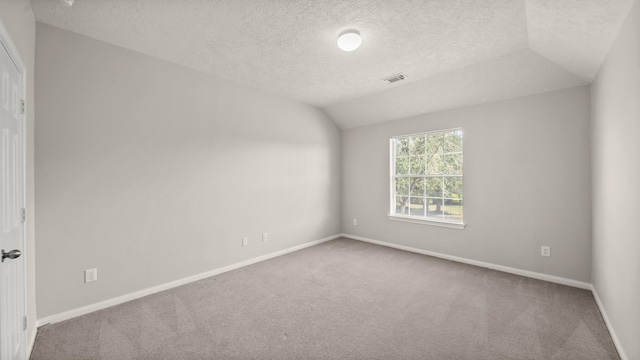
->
xmin=0 ymin=16 xmax=28 ymax=360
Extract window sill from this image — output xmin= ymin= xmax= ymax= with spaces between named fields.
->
xmin=388 ymin=214 xmax=466 ymax=229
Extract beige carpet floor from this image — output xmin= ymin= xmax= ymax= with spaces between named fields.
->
xmin=30 ymin=238 xmax=619 ymax=359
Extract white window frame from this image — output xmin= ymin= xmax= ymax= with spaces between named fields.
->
xmin=388 ymin=128 xmax=465 ymax=229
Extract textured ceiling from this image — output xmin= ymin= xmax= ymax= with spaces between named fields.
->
xmin=30 ymin=0 xmax=635 ymax=128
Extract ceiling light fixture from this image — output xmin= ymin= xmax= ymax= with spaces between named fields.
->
xmin=61 ymin=0 xmax=76 ymax=6
xmin=337 ymin=29 xmax=362 ymax=52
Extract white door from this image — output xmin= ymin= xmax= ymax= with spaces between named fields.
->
xmin=0 ymin=33 xmax=26 ymax=360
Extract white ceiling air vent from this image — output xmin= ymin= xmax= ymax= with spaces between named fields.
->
xmin=382 ymin=73 xmax=407 ymax=84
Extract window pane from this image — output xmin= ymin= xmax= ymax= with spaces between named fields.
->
xmin=426 ymin=198 xmax=444 ymax=218
xmin=410 ymin=156 xmax=425 ymax=175
xmin=409 ymin=135 xmax=426 ymax=155
xmin=410 ymin=197 xmax=425 ymax=216
xmin=426 ymin=155 xmax=443 ymax=175
xmin=426 ymin=133 xmax=444 ymax=154
xmin=395 ymin=196 xmax=409 ymax=214
xmin=444 ymin=177 xmax=463 ymax=199
xmin=426 ymin=177 xmax=443 ymax=197
xmin=444 ymin=130 xmax=463 ymax=153
xmin=444 ymin=154 xmax=463 ymax=175
xmin=395 ymin=156 xmax=409 ymax=175
xmin=443 ymin=199 xmax=463 ymax=221
xmin=395 ymin=177 xmax=409 ymax=196
xmin=395 ymin=138 xmax=409 ymax=156
xmin=390 ymin=129 xmax=463 ymax=224
xmin=410 ymin=177 xmax=425 ymax=197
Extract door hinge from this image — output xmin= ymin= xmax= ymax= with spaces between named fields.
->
xmin=21 ymin=208 xmax=26 ymax=223
xmin=20 ymin=100 xmax=25 ymax=115
xmin=23 ymin=316 xmax=27 ymax=331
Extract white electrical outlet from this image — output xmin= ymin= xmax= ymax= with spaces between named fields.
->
xmin=262 ymin=233 xmax=268 ymax=242
xmin=353 ymin=219 xmax=358 ymax=226
xmin=242 ymin=237 xmax=248 ymax=246
xmin=541 ymin=246 xmax=551 ymax=257
xmin=84 ymin=268 xmax=98 ymax=283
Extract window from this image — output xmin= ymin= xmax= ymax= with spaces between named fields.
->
xmin=390 ymin=129 xmax=464 ymax=228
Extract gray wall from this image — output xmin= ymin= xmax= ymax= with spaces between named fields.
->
xmin=0 ymin=0 xmax=37 ymax=344
xmin=591 ymin=0 xmax=640 ymax=358
xmin=34 ymin=23 xmax=341 ymax=318
xmin=342 ymin=86 xmax=592 ymax=282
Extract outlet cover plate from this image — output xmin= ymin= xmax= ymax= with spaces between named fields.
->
xmin=541 ymin=246 xmax=551 ymax=257
xmin=84 ymin=268 xmax=98 ymax=283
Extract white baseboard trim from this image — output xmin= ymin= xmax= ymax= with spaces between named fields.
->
xmin=591 ymin=286 xmax=628 ymax=360
xmin=37 ymin=234 xmax=341 ymax=327
xmin=343 ymin=234 xmax=628 ymax=358
xmin=340 ymin=233 xmax=591 ymax=290
xmin=32 ymin=233 xmax=627 ymax=359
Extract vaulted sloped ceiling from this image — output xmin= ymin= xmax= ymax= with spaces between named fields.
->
xmin=30 ymin=0 xmax=635 ymax=128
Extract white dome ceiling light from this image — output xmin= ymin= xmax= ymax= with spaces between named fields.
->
xmin=337 ymin=29 xmax=362 ymax=52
